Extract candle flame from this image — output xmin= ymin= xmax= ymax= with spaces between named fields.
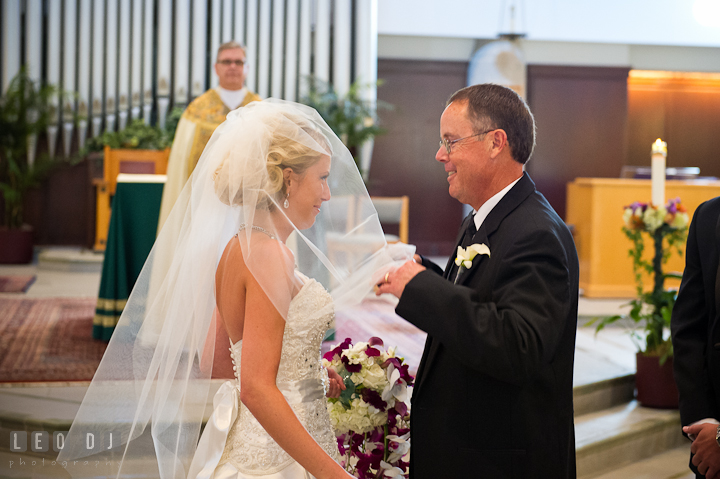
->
xmin=651 ymin=138 xmax=667 ymax=156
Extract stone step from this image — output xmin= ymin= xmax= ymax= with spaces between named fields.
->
xmin=574 ymin=373 xmax=635 ymax=417
xmin=37 ymin=247 xmax=103 ymax=273
xmin=591 ymin=444 xmax=694 ymax=479
xmin=576 ymin=400 xmax=686 ymax=479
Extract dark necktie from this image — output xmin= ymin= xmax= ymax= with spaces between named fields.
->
xmin=450 ymin=216 xmax=477 ymax=282
xmin=461 ymin=215 xmax=478 ymax=248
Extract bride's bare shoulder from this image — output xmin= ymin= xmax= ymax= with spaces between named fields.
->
xmin=219 ymin=233 xmax=295 ymax=281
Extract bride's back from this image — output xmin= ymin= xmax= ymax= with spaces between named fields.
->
xmin=215 ymin=235 xmax=249 ymax=343
xmin=215 ymin=231 xmax=300 ymax=343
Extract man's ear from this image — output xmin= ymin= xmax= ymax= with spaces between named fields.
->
xmin=489 ymin=129 xmax=508 ymax=159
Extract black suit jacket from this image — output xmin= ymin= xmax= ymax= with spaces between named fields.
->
xmin=396 ymin=173 xmax=579 ymax=479
xmin=672 ymin=196 xmax=720 ymax=445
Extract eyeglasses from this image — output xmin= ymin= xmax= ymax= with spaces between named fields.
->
xmin=439 ymin=129 xmax=495 ymax=154
xmin=217 ymin=59 xmax=245 ymax=67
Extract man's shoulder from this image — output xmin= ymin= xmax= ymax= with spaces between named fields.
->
xmin=697 ymin=196 xmax=720 ymax=218
xmin=500 ymin=190 xmax=575 ymax=249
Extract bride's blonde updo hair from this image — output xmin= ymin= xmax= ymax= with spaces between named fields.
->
xmin=212 ymin=107 xmax=332 ymax=209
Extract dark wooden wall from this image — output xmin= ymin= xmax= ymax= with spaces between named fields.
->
xmin=627 ymin=74 xmax=720 ymax=176
xmin=526 ymin=65 xmax=631 ymax=219
xmin=21 ymin=159 xmax=95 ymax=247
xmin=370 ymin=59 xmax=469 ymax=256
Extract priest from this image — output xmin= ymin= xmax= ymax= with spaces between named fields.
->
xmin=158 ymin=41 xmax=261 ymax=230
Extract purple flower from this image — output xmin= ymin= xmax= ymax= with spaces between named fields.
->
xmin=368 ymin=427 xmax=384 ymax=443
xmin=350 ymin=433 xmax=365 ymax=453
xmin=382 ymin=357 xmax=402 ymax=369
xmin=362 ymin=388 xmax=388 ymax=410
xmin=393 ymin=401 xmax=408 ymax=417
xmin=382 ymin=358 xmax=414 ymax=386
xmin=341 ymin=355 xmax=362 ymax=372
xmin=365 ymin=346 xmax=381 ymax=357
xmin=355 ymin=447 xmax=385 ymax=478
xmin=666 ymin=197 xmax=681 ymax=214
xmin=336 ymin=436 xmax=347 ymax=455
xmin=368 ymin=337 xmax=384 ymax=347
xmin=323 ymin=337 xmax=353 ymax=361
xmin=625 ymin=201 xmax=641 ymax=211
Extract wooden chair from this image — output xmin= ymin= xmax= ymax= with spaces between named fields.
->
xmin=324 ymin=195 xmax=410 ymax=286
xmin=371 ymin=196 xmax=410 ymax=244
xmin=94 ymin=146 xmax=170 ymax=251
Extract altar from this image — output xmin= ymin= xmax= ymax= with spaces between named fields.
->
xmin=93 ymin=174 xmax=165 ymax=340
xmin=566 ymin=177 xmax=720 ymax=298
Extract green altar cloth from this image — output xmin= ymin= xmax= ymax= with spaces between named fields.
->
xmin=94 ymin=175 xmax=164 ymax=340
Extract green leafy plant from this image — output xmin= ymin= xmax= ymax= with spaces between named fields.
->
xmin=84 ymin=117 xmax=175 ymax=152
xmin=0 ymin=67 xmax=62 ymax=229
xmin=299 ymin=76 xmax=391 ymax=174
xmin=588 ymin=198 xmax=689 ymax=364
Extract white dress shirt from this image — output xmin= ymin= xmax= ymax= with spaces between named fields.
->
xmin=472 ymin=176 xmax=522 ymax=231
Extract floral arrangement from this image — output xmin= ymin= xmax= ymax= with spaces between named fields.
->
xmin=323 ymin=337 xmax=413 ymax=478
xmin=591 ymin=198 xmax=689 ymax=363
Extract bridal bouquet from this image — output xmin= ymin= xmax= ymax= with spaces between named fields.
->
xmin=323 ymin=337 xmax=413 ymax=478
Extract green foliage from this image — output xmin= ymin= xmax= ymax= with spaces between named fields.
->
xmin=83 ymin=106 xmax=183 ymax=153
xmin=0 ymin=67 xmax=63 ymax=229
xmin=588 ymin=223 xmax=687 ymax=362
xmin=84 ymin=117 xmax=176 ymax=152
xmin=299 ymin=76 xmax=391 ymax=173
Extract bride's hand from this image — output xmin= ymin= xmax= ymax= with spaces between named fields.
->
xmin=326 ymin=368 xmax=346 ymax=398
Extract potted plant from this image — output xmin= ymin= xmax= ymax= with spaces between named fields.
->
xmin=590 ymin=198 xmax=689 ymax=408
xmin=0 ymin=68 xmax=60 ymax=263
xmin=299 ymin=76 xmax=390 ymax=178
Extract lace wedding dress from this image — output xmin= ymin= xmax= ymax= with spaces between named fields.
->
xmin=188 ymin=273 xmax=340 ymax=479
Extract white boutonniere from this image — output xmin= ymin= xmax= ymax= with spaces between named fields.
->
xmin=454 ymin=243 xmax=490 ymax=283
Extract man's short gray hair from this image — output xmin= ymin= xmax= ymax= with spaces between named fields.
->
xmin=216 ymin=41 xmax=246 ymax=60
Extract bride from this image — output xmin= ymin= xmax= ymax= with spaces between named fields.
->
xmin=58 ymin=100 xmax=411 ymax=479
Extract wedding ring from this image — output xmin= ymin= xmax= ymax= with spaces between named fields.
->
xmin=384 ymin=272 xmax=390 ymax=283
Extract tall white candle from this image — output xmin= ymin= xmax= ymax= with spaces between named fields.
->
xmin=651 ymin=138 xmax=667 ymax=207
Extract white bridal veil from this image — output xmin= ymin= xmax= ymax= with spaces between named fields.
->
xmin=58 ymin=99 xmax=413 ymax=478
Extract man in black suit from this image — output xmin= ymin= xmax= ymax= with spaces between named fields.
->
xmin=376 ymin=84 xmax=579 ymax=478
xmin=671 ymin=196 xmax=720 ymax=479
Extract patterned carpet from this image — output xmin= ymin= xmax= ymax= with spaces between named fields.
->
xmin=0 ymin=297 xmax=106 ymax=382
xmin=0 ymin=295 xmax=424 ymax=383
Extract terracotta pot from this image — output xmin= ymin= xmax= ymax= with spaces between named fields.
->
xmin=635 ymin=352 xmax=679 ymax=409
xmin=0 ymin=227 xmax=34 ymax=264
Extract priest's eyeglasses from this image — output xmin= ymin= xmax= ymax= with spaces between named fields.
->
xmin=439 ymin=129 xmax=495 ymax=154
xmin=218 ymin=59 xmax=245 ymax=67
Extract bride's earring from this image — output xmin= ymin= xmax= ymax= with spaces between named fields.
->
xmin=283 ymin=193 xmax=290 ymax=209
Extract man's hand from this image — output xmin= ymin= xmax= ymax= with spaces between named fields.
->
xmin=685 ymin=423 xmax=720 ymax=478
xmin=375 ymin=259 xmax=426 ymax=299
xmin=326 ymin=368 xmax=346 ymax=399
